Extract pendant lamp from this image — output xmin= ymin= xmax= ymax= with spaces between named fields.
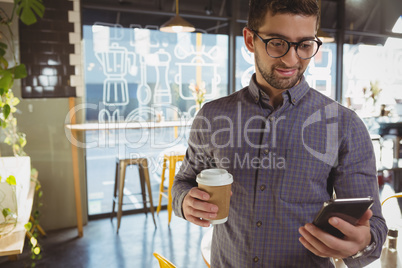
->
xmin=160 ymin=0 xmax=195 ymax=33
xmin=317 ymin=0 xmax=334 ymax=43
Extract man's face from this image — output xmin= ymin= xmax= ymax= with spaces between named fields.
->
xmin=248 ymin=11 xmax=318 ymax=91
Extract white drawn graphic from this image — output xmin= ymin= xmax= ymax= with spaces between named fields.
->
xmin=90 ymin=23 xmax=226 ymax=124
xmin=94 ymin=42 xmax=137 ymax=106
xmin=147 ymin=49 xmax=173 ymax=104
xmin=174 ymin=45 xmax=221 ymax=101
xmin=98 ymin=106 xmax=120 ymax=123
xmin=94 ymin=22 xmax=124 ymax=41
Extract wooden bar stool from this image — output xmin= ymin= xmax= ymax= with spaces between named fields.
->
xmin=111 ymin=157 xmax=156 ymax=233
xmin=156 ymin=152 xmax=185 ymax=225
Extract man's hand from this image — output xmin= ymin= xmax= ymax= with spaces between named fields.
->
xmin=298 ymin=209 xmax=373 ymax=259
xmin=183 ymin=187 xmax=219 ymax=227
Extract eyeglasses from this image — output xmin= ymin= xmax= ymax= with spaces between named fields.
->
xmin=251 ymin=29 xmax=322 ymax=60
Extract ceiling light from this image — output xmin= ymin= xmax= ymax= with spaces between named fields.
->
xmin=160 ymin=0 xmax=195 ymax=33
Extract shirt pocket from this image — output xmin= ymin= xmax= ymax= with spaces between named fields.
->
xmin=280 ymin=149 xmax=332 ymax=203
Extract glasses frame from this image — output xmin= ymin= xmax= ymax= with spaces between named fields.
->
xmin=250 ymin=29 xmax=323 ymax=60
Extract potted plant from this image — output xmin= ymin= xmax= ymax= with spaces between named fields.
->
xmin=0 ymin=0 xmax=45 ymax=262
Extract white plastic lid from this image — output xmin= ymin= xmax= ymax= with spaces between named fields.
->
xmin=196 ymin=169 xmax=233 ymax=186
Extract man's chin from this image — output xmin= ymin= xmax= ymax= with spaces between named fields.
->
xmin=271 ymin=77 xmax=300 ymax=90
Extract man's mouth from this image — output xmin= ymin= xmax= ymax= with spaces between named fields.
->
xmin=276 ymin=68 xmax=297 ymax=77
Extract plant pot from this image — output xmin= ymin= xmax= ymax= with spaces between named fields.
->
xmin=0 ymin=182 xmax=18 ymax=236
xmin=0 ymin=156 xmax=31 ymax=236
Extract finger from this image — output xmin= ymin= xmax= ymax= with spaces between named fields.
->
xmin=299 ymin=226 xmax=328 ymax=258
xmin=188 ymin=188 xmax=219 ymax=212
xmin=357 ymin=209 xmax=373 ymax=225
xmin=186 ymin=192 xmax=218 ymax=213
xmin=328 ymin=215 xmax=371 ymax=241
xmin=186 ymin=214 xmax=212 ymax=227
xmin=299 ymin=224 xmax=343 ymax=258
xmin=188 ymin=187 xmax=211 ymax=201
xmin=299 ymin=235 xmax=326 ymax=258
xmin=184 ymin=199 xmax=218 ymax=219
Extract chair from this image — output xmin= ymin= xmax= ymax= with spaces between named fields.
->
xmin=153 ymin=252 xmax=176 ymax=268
xmin=111 ymin=157 xmax=156 ymax=233
xmin=156 ymin=145 xmax=186 ymax=225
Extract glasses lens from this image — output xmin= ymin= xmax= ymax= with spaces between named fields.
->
xmin=266 ymin=39 xmax=289 ymax=58
xmin=297 ymin=40 xmax=319 ymax=59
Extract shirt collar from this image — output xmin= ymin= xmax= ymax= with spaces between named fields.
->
xmin=248 ymin=74 xmax=310 ymax=106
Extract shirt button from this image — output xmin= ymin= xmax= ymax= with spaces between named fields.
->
xmin=253 ymin=256 xmax=259 ymax=263
xmin=264 ymin=149 xmax=269 ymax=155
xmin=260 ymin=185 xmax=266 ymax=191
xmin=256 ymin=221 xmax=262 ymax=227
xmin=269 ymin=116 xmax=275 ymax=122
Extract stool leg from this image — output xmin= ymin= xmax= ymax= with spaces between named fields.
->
xmin=157 ymin=157 xmax=167 ymax=214
xmin=111 ymin=161 xmax=119 ymax=222
xmin=142 ymin=159 xmax=156 ymax=227
xmin=168 ymin=156 xmax=176 ymax=225
xmin=117 ymin=161 xmax=126 ymax=233
xmin=138 ymin=164 xmax=148 ymax=216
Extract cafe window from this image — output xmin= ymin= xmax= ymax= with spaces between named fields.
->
xmin=82 ymin=24 xmax=229 ymax=216
xmin=343 ymin=17 xmax=402 ymax=118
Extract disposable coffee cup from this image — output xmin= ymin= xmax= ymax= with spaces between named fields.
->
xmin=196 ymin=169 xmax=233 ymax=224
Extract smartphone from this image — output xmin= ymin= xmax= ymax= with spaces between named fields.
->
xmin=312 ymin=197 xmax=374 ymax=238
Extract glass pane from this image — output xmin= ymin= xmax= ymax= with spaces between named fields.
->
xmin=236 ymin=36 xmax=255 ymax=91
xmin=343 ymin=36 xmax=402 ymax=118
xmin=83 ymin=24 xmax=229 ymax=216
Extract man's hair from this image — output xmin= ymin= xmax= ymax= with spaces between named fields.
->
xmin=247 ymin=0 xmax=320 ymax=31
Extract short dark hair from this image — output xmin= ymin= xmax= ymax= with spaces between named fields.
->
xmin=247 ymin=0 xmax=320 ymax=31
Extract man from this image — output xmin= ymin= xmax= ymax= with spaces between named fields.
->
xmin=172 ymin=0 xmax=387 ymax=267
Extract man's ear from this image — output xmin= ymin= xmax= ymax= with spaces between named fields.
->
xmin=243 ymin=27 xmax=255 ymax=53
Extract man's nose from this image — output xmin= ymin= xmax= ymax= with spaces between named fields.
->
xmin=280 ymin=46 xmax=299 ymax=66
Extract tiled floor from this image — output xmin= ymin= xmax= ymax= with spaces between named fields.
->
xmin=0 ymin=209 xmax=210 ymax=268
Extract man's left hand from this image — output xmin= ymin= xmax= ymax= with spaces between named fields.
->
xmin=298 ymin=209 xmax=373 ymax=259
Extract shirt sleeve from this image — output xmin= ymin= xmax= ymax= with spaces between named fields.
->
xmin=172 ymin=107 xmax=214 ymax=219
xmin=332 ymin=111 xmax=388 ymax=267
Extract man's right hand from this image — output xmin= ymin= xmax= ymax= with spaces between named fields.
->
xmin=183 ymin=187 xmax=218 ymax=227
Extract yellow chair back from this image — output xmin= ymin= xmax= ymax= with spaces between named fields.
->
xmin=382 ymin=193 xmax=402 ymax=206
xmin=153 ymin=252 xmax=176 ymax=268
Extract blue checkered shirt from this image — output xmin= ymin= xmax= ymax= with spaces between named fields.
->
xmin=172 ymin=75 xmax=387 ymax=267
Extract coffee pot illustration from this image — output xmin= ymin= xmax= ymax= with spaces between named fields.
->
xmin=95 ymin=42 xmax=137 ymax=106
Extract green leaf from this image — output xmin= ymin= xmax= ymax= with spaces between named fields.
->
xmin=20 ymin=136 xmax=27 ymax=148
xmin=16 ymin=0 xmax=45 ymax=26
xmin=2 ymin=208 xmax=12 ymax=218
xmin=0 ymin=88 xmax=5 ymax=95
xmin=4 ymin=136 xmax=11 ymax=144
xmin=0 ymin=43 xmax=7 ymax=50
xmin=33 ymin=247 xmax=40 ymax=255
xmin=0 ymin=71 xmax=13 ymax=90
xmin=25 ymin=222 xmax=33 ymax=231
xmin=3 ymin=104 xmax=11 ymax=120
xmin=13 ymin=64 xmax=27 ymax=79
xmin=0 ymin=43 xmax=7 ymax=57
xmin=6 ymin=175 xmax=16 ymax=185
xmin=30 ymin=236 xmax=37 ymax=247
